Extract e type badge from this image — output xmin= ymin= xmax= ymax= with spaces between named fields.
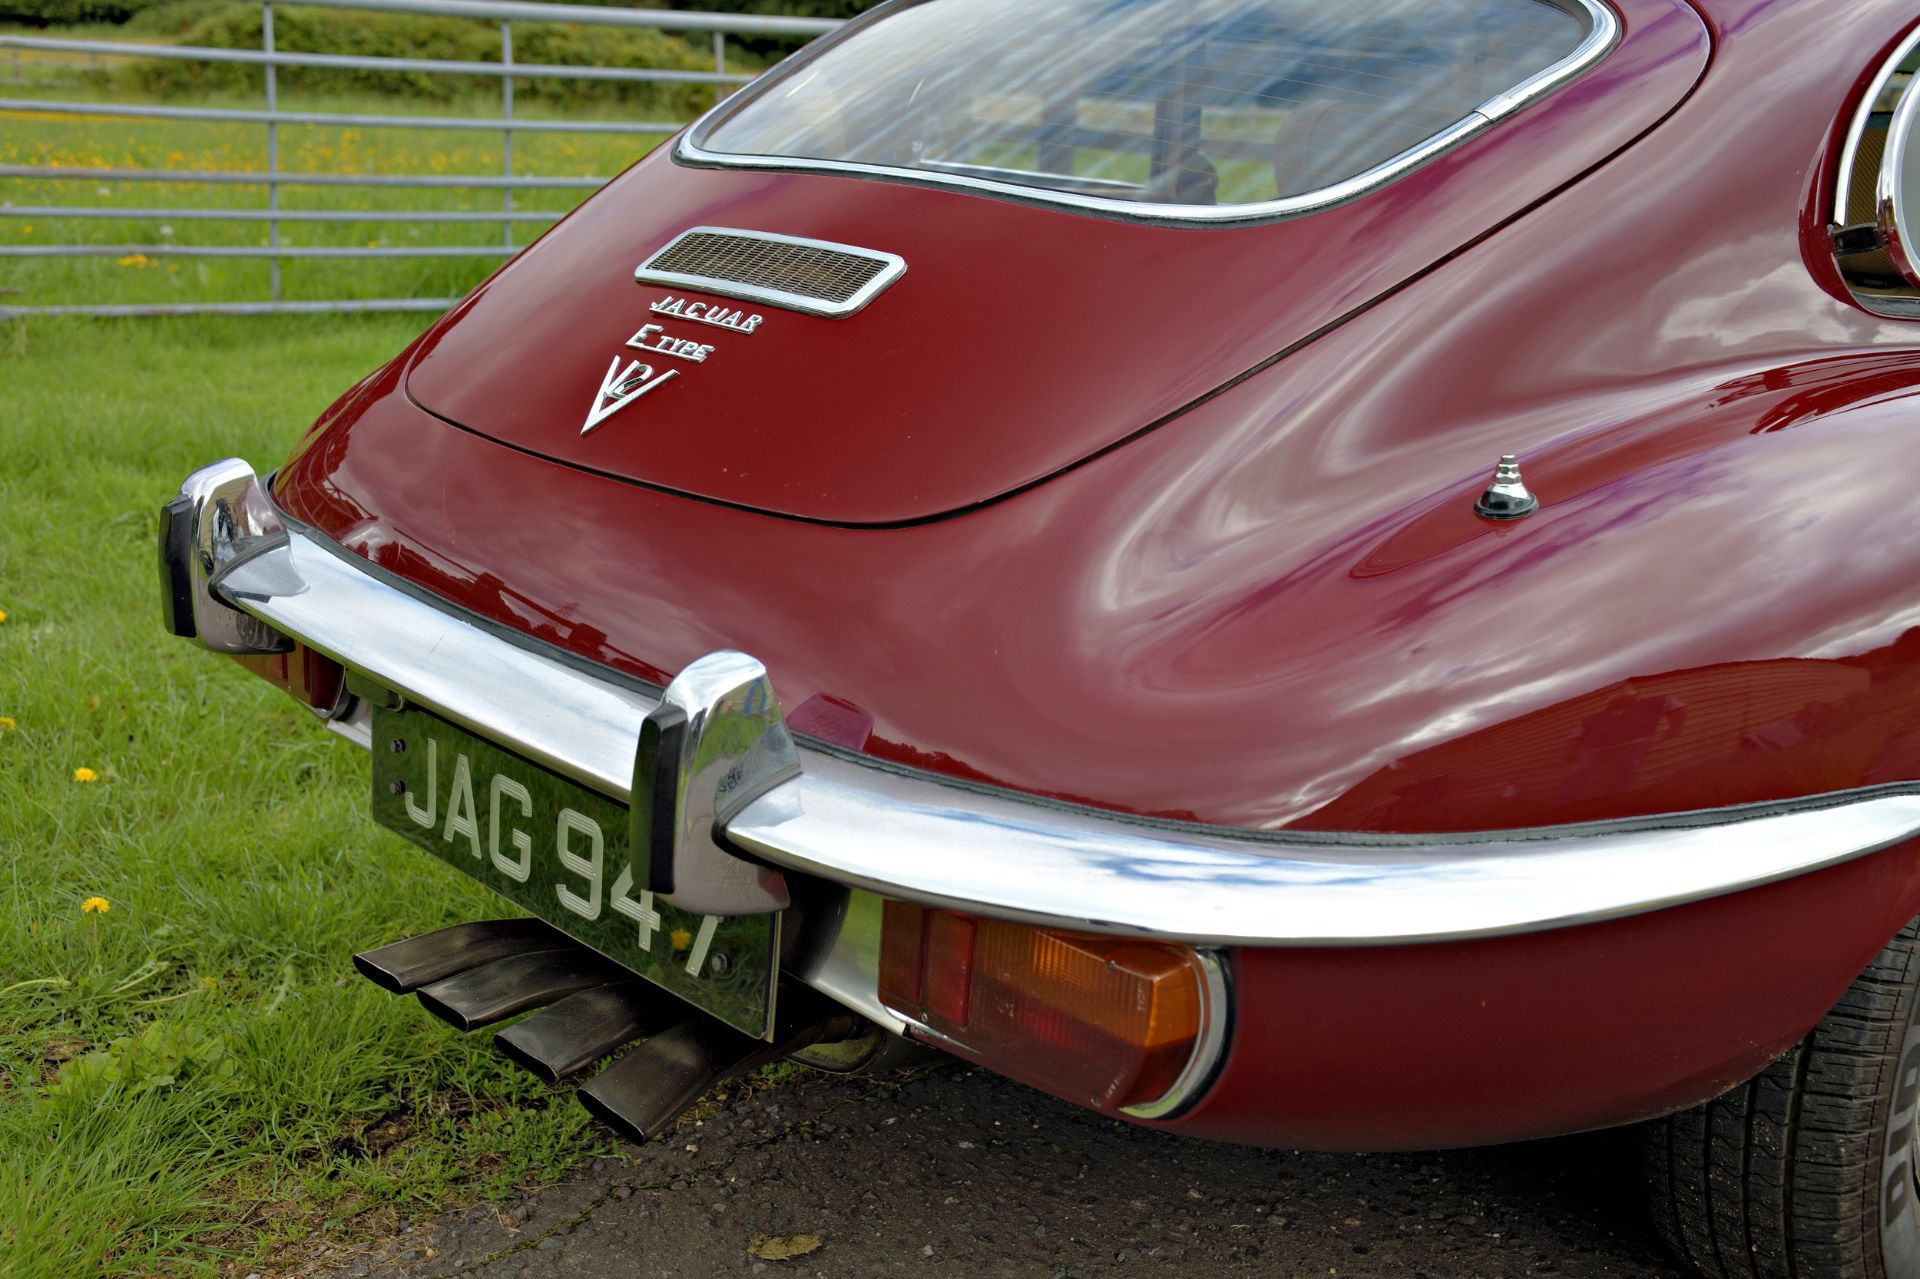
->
xmin=579 ymin=296 xmax=767 ymax=436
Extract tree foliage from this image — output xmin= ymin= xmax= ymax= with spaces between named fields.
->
xmin=0 ymin=0 xmax=172 ymax=25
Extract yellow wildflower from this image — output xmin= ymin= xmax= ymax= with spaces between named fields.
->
xmin=669 ymin=928 xmax=693 ymax=952
xmin=0 ymin=608 xmax=8 ymax=622
xmin=115 ymin=253 xmax=149 ymax=268
xmin=72 ymin=767 xmax=99 ymax=783
xmin=81 ymin=897 xmax=109 ymax=915
xmin=0 ymin=716 xmax=14 ymax=732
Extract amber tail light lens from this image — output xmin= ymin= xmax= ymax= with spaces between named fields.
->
xmin=879 ymin=901 xmax=1211 ymax=1113
xmin=232 ymin=643 xmax=344 ymax=714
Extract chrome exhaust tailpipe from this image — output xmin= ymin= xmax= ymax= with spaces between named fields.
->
xmin=577 ymin=1018 xmax=786 ymax=1144
xmin=493 ymin=981 xmax=686 ymax=1083
xmin=353 ymin=919 xmax=568 ymax=994
xmin=415 ymin=947 xmax=628 ymax=1031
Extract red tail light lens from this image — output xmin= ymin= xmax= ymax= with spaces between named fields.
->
xmin=233 ymin=643 xmax=344 ymax=714
xmin=879 ymin=901 xmax=1213 ymax=1113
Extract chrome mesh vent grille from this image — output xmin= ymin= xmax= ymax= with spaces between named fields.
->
xmin=650 ymin=232 xmax=886 ymax=302
xmin=634 ymin=228 xmax=905 ymax=317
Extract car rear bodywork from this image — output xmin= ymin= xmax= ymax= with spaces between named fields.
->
xmin=397 ymin=0 xmax=1697 ymax=527
xmin=164 ymin=0 xmax=1920 ymax=1150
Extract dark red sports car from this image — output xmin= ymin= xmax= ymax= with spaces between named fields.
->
xmin=160 ymin=0 xmax=1920 ymax=1274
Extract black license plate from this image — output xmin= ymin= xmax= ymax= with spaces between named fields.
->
xmin=370 ymin=704 xmax=777 ymax=1038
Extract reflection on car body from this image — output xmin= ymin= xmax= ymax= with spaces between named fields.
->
xmin=161 ymin=1 xmax=1920 ymax=1275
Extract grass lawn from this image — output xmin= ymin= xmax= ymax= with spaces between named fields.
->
xmin=0 ymin=312 xmax=630 ymax=1277
xmin=0 ymin=57 xmax=703 ymax=1277
xmin=0 ymin=94 xmax=674 ymax=310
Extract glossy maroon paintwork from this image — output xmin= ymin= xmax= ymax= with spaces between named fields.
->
xmin=1181 ymin=836 xmax=1920 ymax=1149
xmin=402 ymin=0 xmax=1706 ymax=525
xmin=272 ymin=0 xmax=1920 ymax=1143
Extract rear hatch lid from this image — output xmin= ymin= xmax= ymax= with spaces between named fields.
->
xmin=404 ymin=0 xmax=1707 ymax=525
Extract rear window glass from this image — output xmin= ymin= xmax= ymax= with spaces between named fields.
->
xmin=686 ymin=0 xmax=1612 ymax=220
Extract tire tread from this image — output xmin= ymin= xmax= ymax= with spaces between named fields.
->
xmin=1642 ymin=919 xmax=1920 ymax=1279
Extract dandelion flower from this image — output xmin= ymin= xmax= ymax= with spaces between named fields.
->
xmin=669 ymin=927 xmax=693 ymax=951
xmin=0 ymin=716 xmax=14 ymax=732
xmin=0 ymin=608 xmax=8 ymax=622
xmin=81 ymin=897 xmax=109 ymax=915
xmin=72 ymin=766 xmax=99 ymax=783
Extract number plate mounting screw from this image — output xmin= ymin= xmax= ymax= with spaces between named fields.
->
xmin=389 ymin=737 xmax=406 ymax=753
xmin=388 ymin=779 xmax=407 ymax=796
xmin=709 ymin=951 xmax=731 ymax=976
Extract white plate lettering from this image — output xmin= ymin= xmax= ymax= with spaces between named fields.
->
xmin=554 ymin=808 xmax=604 ymax=920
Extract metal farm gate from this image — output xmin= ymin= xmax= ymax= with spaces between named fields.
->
xmin=0 ymin=0 xmax=840 ymax=318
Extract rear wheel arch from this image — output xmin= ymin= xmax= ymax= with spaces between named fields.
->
xmin=1644 ymin=914 xmax=1920 ymax=1279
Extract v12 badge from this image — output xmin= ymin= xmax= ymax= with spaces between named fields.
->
xmin=578 ymin=297 xmax=768 ymax=436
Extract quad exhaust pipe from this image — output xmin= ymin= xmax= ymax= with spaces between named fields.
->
xmin=353 ymin=919 xmax=851 ymax=1141
xmin=578 ymin=1018 xmax=788 ymax=1145
xmin=495 ymin=981 xmax=685 ymax=1083
xmin=353 ymin=918 xmax=569 ymax=993
xmin=414 ymin=947 xmax=630 ymax=1031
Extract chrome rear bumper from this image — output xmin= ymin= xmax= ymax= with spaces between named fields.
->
xmin=162 ymin=460 xmax=1920 ymax=1115
xmin=166 ymin=461 xmax=1920 ymax=943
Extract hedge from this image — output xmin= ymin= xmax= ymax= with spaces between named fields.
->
xmin=0 ymin=0 xmax=875 ymax=28
xmin=0 ymin=0 xmax=173 ymax=25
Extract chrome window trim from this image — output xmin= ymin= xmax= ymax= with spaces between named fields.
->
xmin=1835 ymin=20 xmax=1920 ymax=226
xmin=674 ymin=0 xmax=1622 ymax=227
xmin=197 ymin=485 xmax=1920 ymax=950
xmin=632 ymin=226 xmax=906 ymax=318
xmin=1880 ymin=74 xmax=1920 ymax=285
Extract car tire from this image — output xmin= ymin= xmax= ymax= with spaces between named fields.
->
xmin=1641 ymin=916 xmax=1920 ymax=1279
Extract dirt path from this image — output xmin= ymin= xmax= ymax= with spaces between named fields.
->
xmin=294 ymin=1060 xmax=1687 ymax=1278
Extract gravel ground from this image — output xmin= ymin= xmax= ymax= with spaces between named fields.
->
xmin=294 ymin=1060 xmax=1689 ymax=1279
